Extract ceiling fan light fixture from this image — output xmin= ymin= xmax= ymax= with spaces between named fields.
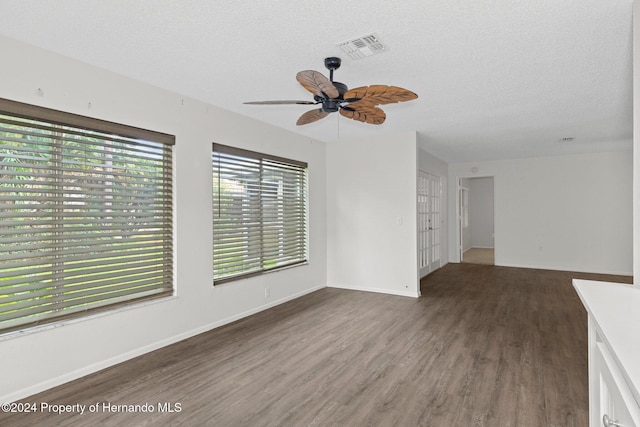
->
xmin=337 ymin=33 xmax=387 ymax=60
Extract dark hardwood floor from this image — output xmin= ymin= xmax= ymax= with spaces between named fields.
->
xmin=1 ymin=264 xmax=632 ymax=426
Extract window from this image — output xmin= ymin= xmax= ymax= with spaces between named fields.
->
xmin=212 ymin=144 xmax=307 ymax=284
xmin=0 ymin=98 xmax=174 ymax=333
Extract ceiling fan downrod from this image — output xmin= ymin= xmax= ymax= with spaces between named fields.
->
xmin=321 ymin=57 xmax=348 ymax=112
xmin=324 ymin=57 xmax=341 ymax=82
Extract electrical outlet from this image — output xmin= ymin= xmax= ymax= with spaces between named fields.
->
xmin=265 ymin=288 xmax=270 ymax=298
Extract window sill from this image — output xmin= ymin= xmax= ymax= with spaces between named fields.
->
xmin=0 ymin=294 xmax=178 ymax=342
xmin=213 ymin=261 xmax=309 ymax=286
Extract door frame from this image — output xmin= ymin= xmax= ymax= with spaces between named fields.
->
xmin=459 ymin=185 xmax=469 ymax=262
xmin=456 ymin=176 xmax=495 ymax=264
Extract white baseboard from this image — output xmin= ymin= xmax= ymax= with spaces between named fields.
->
xmin=1 ymin=284 xmax=326 ymax=404
xmin=463 ymin=246 xmax=494 ymax=251
xmin=493 ymin=262 xmax=632 ymax=277
xmin=327 ymin=283 xmax=419 ymax=298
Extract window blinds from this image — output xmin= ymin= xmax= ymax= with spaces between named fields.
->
xmin=0 ymin=98 xmax=174 ymax=333
xmin=212 ymin=144 xmax=307 ymax=283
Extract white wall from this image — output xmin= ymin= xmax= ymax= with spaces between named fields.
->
xmin=326 ymin=132 xmax=419 ymax=297
xmin=469 ymin=177 xmax=495 ymax=248
xmin=449 ymin=151 xmax=633 ymax=275
xmin=0 ymin=35 xmax=328 ymax=402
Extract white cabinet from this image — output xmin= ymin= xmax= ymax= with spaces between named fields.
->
xmin=574 ymin=280 xmax=640 ymax=427
xmin=593 ymin=321 xmax=640 ymax=426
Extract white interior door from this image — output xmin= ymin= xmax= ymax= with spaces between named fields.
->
xmin=418 ymin=171 xmax=441 ymax=277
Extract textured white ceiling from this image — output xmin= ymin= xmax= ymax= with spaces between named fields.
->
xmin=0 ymin=0 xmax=633 ymax=162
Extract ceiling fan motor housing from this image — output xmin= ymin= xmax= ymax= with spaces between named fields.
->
xmin=321 ymin=99 xmax=341 ymax=112
xmin=319 ymin=80 xmax=349 ymax=112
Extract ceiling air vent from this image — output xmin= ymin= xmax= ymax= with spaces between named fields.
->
xmin=337 ymin=33 xmax=386 ymax=60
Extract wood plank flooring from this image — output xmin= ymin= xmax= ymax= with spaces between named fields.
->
xmin=1 ymin=264 xmax=632 ymax=426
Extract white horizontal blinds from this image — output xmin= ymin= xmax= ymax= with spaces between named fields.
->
xmin=212 ymin=144 xmax=307 ymax=283
xmin=0 ymin=98 xmax=174 ymax=333
xmin=213 ymin=150 xmax=263 ymax=279
xmin=261 ymin=159 xmax=307 ymax=269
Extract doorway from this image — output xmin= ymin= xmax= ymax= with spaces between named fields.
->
xmin=459 ymin=177 xmax=494 ymax=265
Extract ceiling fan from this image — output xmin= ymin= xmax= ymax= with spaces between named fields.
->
xmin=244 ymin=57 xmax=418 ymax=126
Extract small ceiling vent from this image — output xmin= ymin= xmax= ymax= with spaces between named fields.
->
xmin=337 ymin=33 xmax=386 ymax=60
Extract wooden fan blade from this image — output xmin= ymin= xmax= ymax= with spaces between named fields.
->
xmin=296 ymin=70 xmax=339 ymax=99
xmin=244 ymin=100 xmax=317 ymax=105
xmin=344 ymin=85 xmax=418 ymax=106
xmin=339 ymin=102 xmax=386 ymax=125
xmin=296 ymin=108 xmax=330 ymax=126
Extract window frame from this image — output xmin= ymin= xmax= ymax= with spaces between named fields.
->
xmin=0 ymin=98 xmax=175 ymax=334
xmin=212 ymin=143 xmax=308 ymax=285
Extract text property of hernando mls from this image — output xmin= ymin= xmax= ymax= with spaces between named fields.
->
xmin=1 ymin=401 xmax=183 ymax=415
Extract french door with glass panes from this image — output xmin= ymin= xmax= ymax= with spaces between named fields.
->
xmin=418 ymin=171 xmax=441 ymax=277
